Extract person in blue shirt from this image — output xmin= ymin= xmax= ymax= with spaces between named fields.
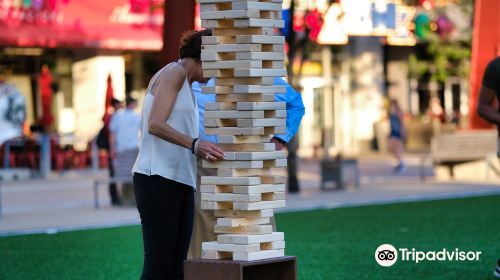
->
xmin=188 ymin=77 xmax=305 ymax=259
xmin=194 ymin=77 xmax=305 ymax=149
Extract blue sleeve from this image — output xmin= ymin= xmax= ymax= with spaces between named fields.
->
xmin=273 ymin=78 xmax=305 ymax=143
xmin=193 ymin=79 xmax=218 ymax=143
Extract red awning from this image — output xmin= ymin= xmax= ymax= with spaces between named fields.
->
xmin=0 ymin=0 xmax=164 ymax=50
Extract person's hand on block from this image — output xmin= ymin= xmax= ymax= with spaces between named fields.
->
xmin=197 ymin=141 xmax=225 ymax=161
xmin=271 ymin=137 xmax=286 ymax=151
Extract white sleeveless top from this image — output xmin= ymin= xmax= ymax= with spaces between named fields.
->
xmin=132 ymin=63 xmax=199 ymax=189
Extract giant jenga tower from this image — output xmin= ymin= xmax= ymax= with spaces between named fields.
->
xmin=199 ymin=0 xmax=287 ymax=261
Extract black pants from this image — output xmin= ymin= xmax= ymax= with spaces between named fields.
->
xmin=107 ymin=154 xmax=120 ymax=204
xmin=133 ymin=173 xmax=195 ymax=280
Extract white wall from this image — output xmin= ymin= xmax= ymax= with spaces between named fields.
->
xmin=72 ymin=56 xmax=125 ymax=150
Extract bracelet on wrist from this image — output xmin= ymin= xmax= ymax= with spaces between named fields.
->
xmin=190 ymin=138 xmax=199 ymax=154
xmin=194 ymin=139 xmax=201 ymax=157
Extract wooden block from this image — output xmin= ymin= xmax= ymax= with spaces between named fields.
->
xmin=199 ymin=0 xmax=282 ymax=3
xmin=235 ymin=18 xmax=284 ymax=28
xmin=203 ymin=43 xmax=262 ymax=52
xmin=202 ymin=241 xmax=261 ymax=253
xmin=201 ymin=250 xmax=232 ymax=260
xmin=214 ymin=224 xmax=273 ymax=234
xmin=205 ymin=127 xmax=264 ymax=136
xmin=202 ymin=35 xmax=235 ymax=45
xmin=200 ymin=10 xmax=260 ymax=20
xmin=218 ymin=143 xmax=276 ymax=152
xmin=233 ymin=184 xmax=286 ymax=194
xmin=235 ymin=68 xmax=287 ymax=77
xmin=261 ymin=240 xmax=286 ymax=250
xmin=260 ymin=175 xmax=286 ymax=184
xmin=233 ymin=249 xmax=285 ymax=261
xmin=201 ymin=201 xmax=233 ymax=210
xmin=203 ymin=60 xmax=261 ymax=69
xmin=204 ymin=119 xmax=237 ymax=128
xmin=215 ymin=77 xmax=274 ymax=86
xmin=224 ymin=151 xmax=287 ymax=160
xmin=236 ymin=35 xmax=285 ymax=44
xmin=232 ymin=1 xmax=282 ymax=11
xmin=205 ymin=119 xmax=228 ymax=128
xmin=213 ymin=27 xmax=274 ymax=36
xmin=201 ymin=52 xmax=235 ymax=62
xmin=218 ymin=232 xmax=284 ymax=245
xmin=199 ymin=4 xmax=216 ymax=12
xmin=198 ymin=0 xmax=246 ymax=3
xmin=261 ymin=10 xmax=282 ymax=20
xmin=203 ymin=69 xmax=234 ymax=78
xmin=233 ymin=200 xmax=286 ymax=210
xmin=262 ymin=191 xmax=285 ymax=201
xmin=202 ymin=160 xmax=264 ymax=169
xmin=201 ymin=19 xmax=235 ymax=29
xmin=201 ymin=176 xmax=261 ymax=186
xmin=265 ymin=126 xmax=286 ymax=134
xmin=216 ymin=217 xmax=270 ymax=227
xmin=264 ymin=60 xmax=285 ymax=69
xmin=202 ymin=193 xmax=261 ymax=202
xmin=200 ymin=185 xmax=232 ymax=193
xmin=216 ymin=94 xmax=275 ymax=102
xmin=263 ymin=159 xmax=287 ymax=168
xmin=237 ymin=118 xmax=285 ymax=127
xmin=237 ymin=102 xmax=286 ymax=110
xmin=217 ymin=135 xmax=270 ymax=144
xmin=205 ymin=110 xmax=264 ymax=119
xmin=263 ymin=44 xmax=285 ymax=52
xmin=265 ymin=110 xmax=287 ymax=118
xmin=235 ymin=51 xmax=285 ymax=61
xmin=214 ymin=209 xmax=274 ymax=218
xmin=200 ymin=3 xmax=235 ymax=13
xmin=217 ymin=168 xmax=272 ymax=177
xmin=201 ymin=86 xmax=232 ymax=94
xmin=205 ymin=102 xmax=237 ymax=111
xmin=233 ymin=84 xmax=285 ymax=94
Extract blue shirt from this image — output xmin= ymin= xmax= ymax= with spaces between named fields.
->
xmin=193 ymin=77 xmax=305 ymax=143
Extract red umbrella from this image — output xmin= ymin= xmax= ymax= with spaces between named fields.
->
xmin=39 ymin=64 xmax=54 ymax=129
xmin=102 ymin=74 xmax=115 ymax=139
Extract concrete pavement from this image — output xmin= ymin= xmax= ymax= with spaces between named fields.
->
xmin=1 ymin=154 xmax=500 ymax=236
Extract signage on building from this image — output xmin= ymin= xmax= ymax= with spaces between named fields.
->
xmin=316 ymin=0 xmax=415 ymax=45
xmin=0 ymin=0 xmax=164 ymax=50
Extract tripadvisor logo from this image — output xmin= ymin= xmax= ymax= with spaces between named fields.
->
xmin=375 ymin=244 xmax=482 ymax=267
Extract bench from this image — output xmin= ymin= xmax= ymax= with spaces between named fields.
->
xmin=94 ymin=149 xmax=137 ymax=208
xmin=421 ymin=130 xmax=498 ymax=180
xmin=320 ymin=155 xmax=360 ymax=189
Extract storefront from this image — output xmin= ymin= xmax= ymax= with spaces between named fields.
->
xmin=283 ymin=0 xmax=471 ymax=157
xmin=0 ymin=0 xmax=165 ymax=169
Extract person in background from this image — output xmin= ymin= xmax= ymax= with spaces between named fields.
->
xmin=97 ymin=98 xmax=122 ymax=205
xmin=109 ymin=97 xmax=141 ymax=205
xmin=388 ymin=99 xmax=405 ymax=173
xmin=475 ymin=56 xmax=500 ymax=279
xmin=0 ymin=70 xmax=26 ymax=146
xmin=426 ymin=96 xmax=445 ymax=123
xmin=188 ymin=77 xmax=305 ymax=259
xmin=132 ymin=29 xmax=224 ymax=279
xmin=109 ymin=97 xmax=140 ymax=160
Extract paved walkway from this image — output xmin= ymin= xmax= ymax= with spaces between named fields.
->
xmin=1 ymin=154 xmax=500 ymax=236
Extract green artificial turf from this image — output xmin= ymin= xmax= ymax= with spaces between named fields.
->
xmin=0 ymin=195 xmax=499 ymax=280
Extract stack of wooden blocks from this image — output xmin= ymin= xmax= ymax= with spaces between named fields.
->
xmin=199 ymin=0 xmax=288 ymax=262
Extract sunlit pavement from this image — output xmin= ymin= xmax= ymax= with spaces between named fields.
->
xmin=1 ymin=154 xmax=500 ymax=236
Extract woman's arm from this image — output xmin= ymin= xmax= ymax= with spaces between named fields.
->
xmin=148 ymin=65 xmax=224 ymax=159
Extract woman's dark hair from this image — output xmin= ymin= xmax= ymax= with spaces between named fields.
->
xmin=179 ymin=29 xmax=212 ymax=61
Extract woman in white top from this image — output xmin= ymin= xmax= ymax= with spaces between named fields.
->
xmin=132 ymin=29 xmax=224 ymax=280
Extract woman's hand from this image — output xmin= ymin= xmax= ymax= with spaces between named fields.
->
xmin=197 ymin=141 xmax=225 ymax=161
